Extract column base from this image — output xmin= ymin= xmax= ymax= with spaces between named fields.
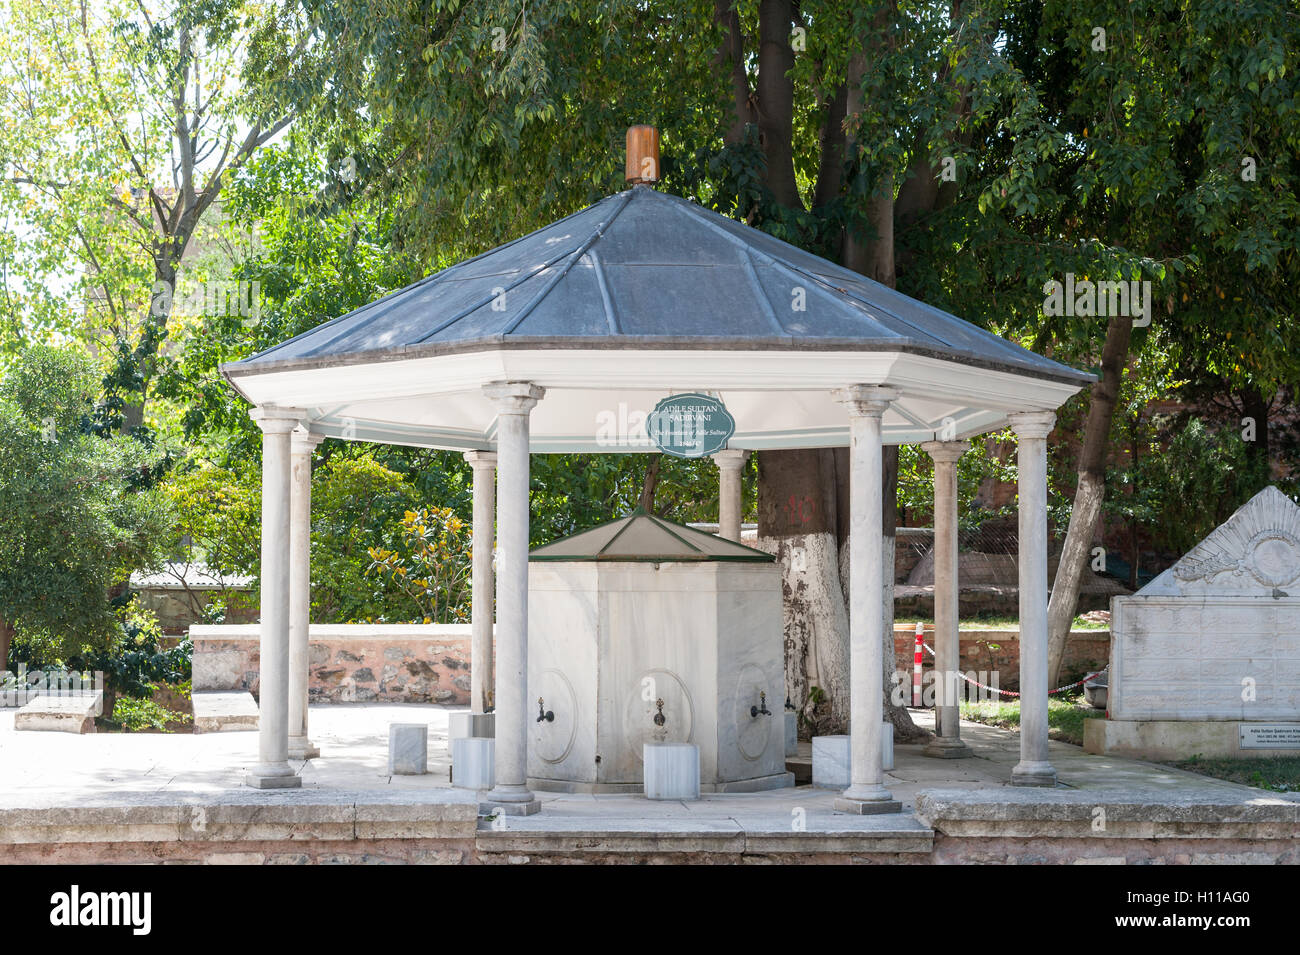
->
xmin=835 ymin=783 xmax=901 ymax=814
xmin=923 ymin=736 xmax=973 ymax=759
xmin=834 ymin=797 xmax=903 ymax=815
xmin=245 ymin=765 xmax=301 ymax=789
xmin=480 ymin=798 xmax=541 ymax=816
xmin=1010 ymin=761 xmax=1058 ymax=787
xmin=288 ymin=737 xmax=319 ymax=760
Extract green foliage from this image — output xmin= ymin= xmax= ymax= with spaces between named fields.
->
xmin=111 ymin=695 xmax=193 ymax=733
xmin=1172 ymin=756 xmax=1300 ymax=794
xmin=73 ymin=599 xmax=192 ymax=699
xmin=310 ymin=454 xmax=429 ymax=622
xmin=0 ymin=347 xmax=173 ymax=663
xmin=162 ymin=464 xmax=262 ymax=579
xmin=366 ymin=508 xmax=474 ymax=624
xmin=898 ymin=432 xmax=1019 ymax=532
xmin=1133 ymin=417 xmax=1277 ymax=557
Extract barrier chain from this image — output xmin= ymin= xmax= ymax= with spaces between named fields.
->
xmin=918 ymin=639 xmax=1107 ymax=698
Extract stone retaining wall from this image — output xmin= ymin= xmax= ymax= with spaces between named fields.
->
xmin=4 ymin=789 xmax=1297 ymax=864
xmin=190 ymin=624 xmax=486 ymax=705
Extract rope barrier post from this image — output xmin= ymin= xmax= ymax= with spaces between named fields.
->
xmin=913 ymin=622 xmax=924 ymax=707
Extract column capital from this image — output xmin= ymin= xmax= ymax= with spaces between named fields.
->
xmin=290 ymin=427 xmax=325 ymax=455
xmin=1007 ymin=410 xmax=1056 ymax=439
xmin=711 ymin=448 xmax=749 ymax=470
xmin=464 ymin=450 xmax=499 ymax=470
xmin=483 ymin=381 xmax=545 ymax=414
xmin=250 ymin=405 xmax=307 ymax=435
xmin=832 ymin=385 xmax=898 ymax=416
xmin=920 ymin=439 xmax=970 ymax=464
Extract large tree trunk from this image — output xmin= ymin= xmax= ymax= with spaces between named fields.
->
xmin=0 ymin=617 xmax=13 ymax=675
xmin=1239 ymin=388 xmax=1272 ymax=465
xmin=1046 ymin=312 xmax=1132 ymax=684
xmin=714 ymin=0 xmax=755 ymax=144
xmin=754 ymin=0 xmax=927 ymax=740
xmin=757 ymin=449 xmax=850 ymax=731
xmin=755 ymin=0 xmax=803 ymax=210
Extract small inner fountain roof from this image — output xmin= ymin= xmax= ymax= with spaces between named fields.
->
xmin=529 ymin=509 xmax=775 ymax=562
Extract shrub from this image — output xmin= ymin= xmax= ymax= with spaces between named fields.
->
xmin=366 ymin=507 xmax=472 ymax=623
xmin=71 ymin=599 xmax=191 ymax=699
xmin=111 ymin=695 xmax=192 ymax=733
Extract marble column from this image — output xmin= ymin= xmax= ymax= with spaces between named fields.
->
xmin=481 ymin=382 xmax=544 ymax=814
xmin=287 ymin=428 xmax=323 ymax=761
xmin=712 ymin=449 xmax=748 ymax=541
xmin=832 ymin=385 xmax=901 ymax=814
xmin=248 ymin=406 xmax=305 ymax=789
xmin=464 ymin=451 xmax=498 ymax=715
xmin=1009 ymin=411 xmax=1057 ymax=787
xmin=922 ymin=439 xmax=972 ymax=758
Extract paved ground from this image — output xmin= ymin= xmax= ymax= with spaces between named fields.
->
xmin=0 ymin=702 xmax=1277 ymax=824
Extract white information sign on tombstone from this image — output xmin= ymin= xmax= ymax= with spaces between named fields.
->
xmin=1239 ymin=724 xmax=1300 ymax=749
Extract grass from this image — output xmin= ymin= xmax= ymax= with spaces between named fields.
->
xmin=1170 ymin=756 xmax=1300 ymax=793
xmin=959 ymin=692 xmax=1105 ymax=746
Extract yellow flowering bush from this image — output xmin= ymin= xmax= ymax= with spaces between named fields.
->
xmin=366 ymin=507 xmax=473 ymax=623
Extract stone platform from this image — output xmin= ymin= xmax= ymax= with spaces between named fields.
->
xmin=193 ymin=692 xmax=260 ymax=734
xmin=14 ymin=692 xmax=102 ymax=734
xmin=1 ymin=704 xmax=1295 ymax=864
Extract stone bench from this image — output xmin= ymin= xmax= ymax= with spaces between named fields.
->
xmin=192 ymin=691 xmax=259 ymax=733
xmin=14 ymin=692 xmax=103 ymax=734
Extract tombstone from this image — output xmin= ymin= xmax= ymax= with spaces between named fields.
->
xmin=387 ymin=723 xmax=428 ymax=775
xmin=452 ymin=737 xmax=495 ymax=791
xmin=643 ymin=742 xmax=701 ymax=800
xmin=811 ymin=735 xmax=850 ymax=789
xmin=448 ymin=711 xmax=495 ymax=749
xmin=1085 ymin=487 xmax=1300 ymax=760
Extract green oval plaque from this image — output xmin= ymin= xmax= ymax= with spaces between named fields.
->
xmin=646 ymin=393 xmax=736 ymax=459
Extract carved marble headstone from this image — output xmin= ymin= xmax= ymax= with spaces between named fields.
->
xmin=1106 ymin=486 xmax=1300 ymax=730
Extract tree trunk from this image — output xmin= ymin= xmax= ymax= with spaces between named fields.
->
xmin=714 ymin=0 xmax=754 ymax=144
xmin=1239 ymin=388 xmax=1271 ymax=465
xmin=812 ymin=83 xmax=848 ymax=211
xmin=1046 ymin=312 xmax=1132 ymax=684
xmin=755 ymin=0 xmax=803 ymax=210
xmin=756 ymin=449 xmax=849 ymax=730
xmin=639 ymin=453 xmax=662 ymax=513
xmin=0 ymin=617 xmax=13 ymax=675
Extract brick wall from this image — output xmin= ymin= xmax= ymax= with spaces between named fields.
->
xmin=891 ymin=626 xmax=1110 ymax=693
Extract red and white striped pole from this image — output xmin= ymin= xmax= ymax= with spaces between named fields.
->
xmin=913 ymin=622 xmax=924 ymax=707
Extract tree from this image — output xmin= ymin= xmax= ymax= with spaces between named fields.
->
xmin=0 ymin=346 xmax=172 ymax=670
xmin=244 ymin=0 xmax=1300 ymax=725
xmin=0 ymin=0 xmax=303 ymax=425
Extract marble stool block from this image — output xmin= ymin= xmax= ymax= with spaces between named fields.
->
xmin=643 ymin=742 xmax=700 ymax=800
xmin=388 ymin=723 xmax=428 ymax=775
xmin=784 ymin=711 xmax=798 ymax=757
xmin=452 ymin=737 xmax=495 ymax=790
xmin=881 ymin=721 xmax=895 ymax=771
xmin=448 ymin=711 xmax=495 ymax=749
xmin=812 ymin=735 xmax=850 ymax=789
